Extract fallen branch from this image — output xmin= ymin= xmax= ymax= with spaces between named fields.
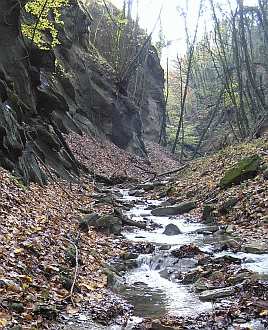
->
xmin=114 ymin=208 xmax=146 ymax=229
xmin=63 ymin=239 xmax=79 ymax=306
xmin=154 ymin=164 xmax=189 ymax=178
xmin=132 ymin=163 xmax=156 ymax=175
xmin=76 ymin=208 xmax=92 ymax=214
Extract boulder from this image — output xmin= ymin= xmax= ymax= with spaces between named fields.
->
xmin=159 ymin=244 xmax=171 ymax=250
xmin=209 ymin=271 xmax=223 ymax=280
xmin=220 ymin=154 xmax=262 ymax=188
xmin=76 ymin=213 xmax=99 ymax=231
xmin=102 ymin=268 xmax=125 ymax=290
xmin=94 ymin=215 xmax=122 ymax=235
xmin=220 ymin=198 xmax=238 ymax=213
xmin=225 ymin=224 xmax=236 ymax=234
xmin=243 ymin=242 xmax=268 ymax=254
xmin=151 ymin=201 xmax=196 ymax=216
xmin=9 ymin=326 xmax=23 ymax=330
xmin=163 ymin=223 xmax=181 ymax=235
xmin=196 ymin=225 xmax=219 ymax=235
xmin=263 ymin=168 xmax=268 ymax=180
xmin=183 ymin=271 xmax=198 ymax=284
xmin=194 ymin=278 xmax=215 ymax=292
xmin=137 ymin=184 xmax=154 ymax=191
xmin=198 ymin=286 xmax=236 ymax=301
xmin=202 ymin=204 xmax=215 ymax=221
xmin=11 ymin=302 xmax=24 ymax=313
xmin=227 ymin=272 xmax=251 ymax=284
xmin=124 ymin=259 xmax=139 ymax=269
xmin=122 ymin=252 xmax=138 ymax=260
xmin=213 ymin=239 xmax=241 ymax=252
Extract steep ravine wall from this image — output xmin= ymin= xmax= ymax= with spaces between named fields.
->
xmin=0 ymin=0 xmax=165 ymax=185
xmin=87 ymin=1 xmax=166 ymax=144
xmin=48 ymin=2 xmax=150 ymax=157
xmin=130 ymin=46 xmax=166 ymax=144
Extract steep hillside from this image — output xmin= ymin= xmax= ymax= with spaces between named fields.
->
xmin=0 ymin=0 xmax=166 ymax=186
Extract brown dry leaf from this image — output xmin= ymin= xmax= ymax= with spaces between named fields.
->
xmin=0 ymin=318 xmax=7 ymax=328
xmin=33 ymin=226 xmax=42 ymax=232
xmin=7 ymin=284 xmax=20 ymax=293
xmin=82 ymin=284 xmax=95 ymax=292
xmin=66 ymin=305 xmax=79 ymax=314
xmin=19 ymin=275 xmax=33 ymax=283
xmin=259 ymin=308 xmax=268 ymax=316
xmin=23 ymin=313 xmax=33 ymax=321
xmin=13 ymin=248 xmax=24 ymax=255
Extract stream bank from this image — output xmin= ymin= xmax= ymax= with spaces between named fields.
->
xmin=1 ymin=133 xmax=267 ymax=330
xmin=58 ymin=185 xmax=268 ymax=330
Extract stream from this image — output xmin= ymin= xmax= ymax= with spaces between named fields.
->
xmin=61 ymin=188 xmax=268 ymax=330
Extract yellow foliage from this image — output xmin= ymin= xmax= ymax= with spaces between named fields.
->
xmin=21 ymin=0 xmax=69 ymax=49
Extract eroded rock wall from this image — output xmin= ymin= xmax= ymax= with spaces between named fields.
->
xmin=0 ymin=0 xmax=166 ymax=184
xmin=132 ymin=46 xmax=166 ymax=144
xmin=0 ymin=0 xmax=151 ymax=184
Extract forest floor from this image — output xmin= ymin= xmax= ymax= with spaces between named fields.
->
xmin=0 ymin=130 xmax=267 ymax=329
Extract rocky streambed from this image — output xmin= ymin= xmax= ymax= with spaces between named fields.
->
xmin=59 ymin=187 xmax=268 ymax=330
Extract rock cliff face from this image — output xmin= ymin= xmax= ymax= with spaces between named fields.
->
xmin=49 ymin=3 xmax=150 ymax=157
xmin=0 ymin=0 xmax=165 ymax=184
xmin=131 ymin=46 xmax=166 ymax=143
xmin=87 ymin=1 xmax=166 ymax=144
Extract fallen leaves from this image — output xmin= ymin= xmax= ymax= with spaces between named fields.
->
xmin=0 ymin=133 xmax=150 ymax=329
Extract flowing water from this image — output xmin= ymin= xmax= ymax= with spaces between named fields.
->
xmin=120 ymin=201 xmax=212 ymax=318
xmin=61 ymin=189 xmax=268 ymax=329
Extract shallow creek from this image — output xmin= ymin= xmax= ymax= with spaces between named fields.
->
xmin=62 ymin=189 xmax=268 ymax=329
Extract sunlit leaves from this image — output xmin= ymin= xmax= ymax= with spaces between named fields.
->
xmin=0 ymin=318 xmax=7 ymax=327
xmin=21 ymin=0 xmax=69 ymax=49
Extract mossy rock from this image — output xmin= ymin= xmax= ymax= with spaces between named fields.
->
xmin=122 ymin=252 xmax=138 ymax=260
xmin=263 ymin=168 xmax=268 ymax=180
xmin=76 ymin=213 xmax=99 ymax=231
xmin=202 ymin=204 xmax=215 ymax=221
xmin=102 ymin=268 xmax=124 ymax=289
xmin=94 ymin=215 xmax=122 ymax=235
xmin=220 ymin=198 xmax=238 ymax=213
xmin=220 ymin=154 xmax=262 ymax=188
xmin=35 ymin=302 xmax=57 ymax=320
xmin=65 ymin=246 xmax=76 ymax=267
xmin=11 ymin=302 xmax=24 ymax=313
xmin=60 ymin=276 xmax=81 ymax=292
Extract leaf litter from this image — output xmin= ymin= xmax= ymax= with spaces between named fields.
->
xmin=1 ymin=129 xmax=268 ymax=329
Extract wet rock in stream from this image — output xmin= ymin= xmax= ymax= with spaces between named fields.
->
xmin=151 ymin=201 xmax=196 ymax=216
xmin=102 ymin=192 xmax=268 ymax=330
xmin=163 ymin=223 xmax=181 ymax=235
xmin=198 ymin=286 xmax=236 ymax=301
xmin=243 ymin=241 xmax=268 ymax=254
xmin=171 ymin=243 xmax=205 ymax=259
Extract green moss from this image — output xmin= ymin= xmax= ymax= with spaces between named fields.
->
xmin=220 ymin=153 xmax=262 ymax=188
